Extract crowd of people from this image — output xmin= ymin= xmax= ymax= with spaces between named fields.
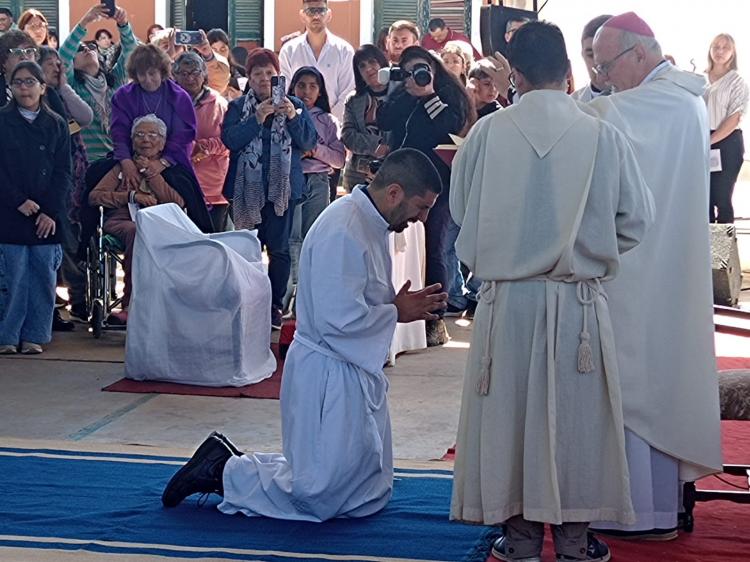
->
xmin=0 ymin=2 xmax=743 ymax=561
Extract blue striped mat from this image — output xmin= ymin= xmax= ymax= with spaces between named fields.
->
xmin=0 ymin=447 xmax=493 ymax=562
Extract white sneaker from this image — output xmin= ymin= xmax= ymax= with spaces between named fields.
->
xmin=0 ymin=345 xmax=17 ymax=354
xmin=20 ymin=342 xmax=43 ymax=354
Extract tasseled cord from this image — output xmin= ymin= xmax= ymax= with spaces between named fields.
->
xmin=476 ymin=282 xmax=497 ymax=395
xmin=576 ymin=281 xmax=597 ymax=374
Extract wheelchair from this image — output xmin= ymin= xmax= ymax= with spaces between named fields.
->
xmin=81 ymin=158 xmax=128 ymax=339
xmin=84 ymin=210 xmax=127 ymax=338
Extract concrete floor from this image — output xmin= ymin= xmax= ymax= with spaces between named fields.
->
xmin=2 ymin=174 xmax=750 ymax=461
xmin=0 ymin=318 xmax=472 ymax=462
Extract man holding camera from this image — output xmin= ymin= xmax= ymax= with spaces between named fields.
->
xmin=162 ymin=149 xmax=448 ymax=521
xmin=279 ymin=0 xmax=354 ymax=123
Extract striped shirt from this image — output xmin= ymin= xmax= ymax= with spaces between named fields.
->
xmin=704 ymin=69 xmax=749 ymax=130
xmin=58 ymin=23 xmax=138 ymax=161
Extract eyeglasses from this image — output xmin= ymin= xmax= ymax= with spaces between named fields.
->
xmin=176 ymin=69 xmax=203 ymax=79
xmin=25 ymin=21 xmax=48 ymax=30
xmin=8 ymin=47 xmax=39 ymax=59
xmin=303 ymin=7 xmax=328 ymax=16
xmin=592 ymin=44 xmax=636 ymax=77
xmin=77 ymin=43 xmax=96 ymax=53
xmin=10 ymin=77 xmax=40 ymax=88
xmin=133 ymin=132 xmax=164 ymax=140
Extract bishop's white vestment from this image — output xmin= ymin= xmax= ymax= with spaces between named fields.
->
xmin=449 ymin=90 xmax=654 ymax=526
xmin=586 ymin=62 xmax=723 ymax=531
xmin=218 ymin=187 xmax=397 ymax=522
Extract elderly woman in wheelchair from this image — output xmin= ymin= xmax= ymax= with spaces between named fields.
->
xmin=88 ymin=114 xmax=191 ymax=325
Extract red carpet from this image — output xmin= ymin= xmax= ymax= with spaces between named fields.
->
xmin=102 ymin=344 xmax=284 ymax=399
xmin=481 ymin=420 xmax=750 ymax=562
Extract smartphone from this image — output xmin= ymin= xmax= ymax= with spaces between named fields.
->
xmin=271 ymin=75 xmax=286 ymax=107
xmin=174 ymin=30 xmax=203 ymax=46
xmin=103 ymin=0 xmax=116 ymax=17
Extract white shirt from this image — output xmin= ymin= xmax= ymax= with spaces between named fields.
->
xmin=704 ymin=69 xmax=749 ymax=130
xmin=279 ymin=31 xmax=356 ymax=123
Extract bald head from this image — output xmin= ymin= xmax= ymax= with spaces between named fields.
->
xmin=592 ymin=17 xmax=663 ymax=92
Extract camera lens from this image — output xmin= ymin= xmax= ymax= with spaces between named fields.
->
xmin=411 ymin=64 xmax=432 ymax=87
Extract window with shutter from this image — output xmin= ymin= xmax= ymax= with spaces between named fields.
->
xmin=171 ymin=0 xmax=187 ymax=30
xmin=230 ymin=0 xmax=262 ymax=43
xmin=430 ymin=0 xmax=468 ymax=35
xmin=374 ymin=0 xmax=418 ymax=38
xmin=17 ymin=0 xmax=58 ymax=32
xmin=0 ymin=0 xmax=16 ymax=14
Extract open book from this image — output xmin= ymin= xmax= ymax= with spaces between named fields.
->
xmin=433 ymin=134 xmax=465 ymax=167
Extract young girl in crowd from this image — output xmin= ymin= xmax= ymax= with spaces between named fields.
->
xmin=0 ymin=61 xmax=71 ymax=354
xmin=289 ymin=66 xmax=345 ymax=238
xmin=284 ymin=67 xmax=345 ymax=311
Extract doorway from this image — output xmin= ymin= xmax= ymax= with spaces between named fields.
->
xmin=186 ymin=0 xmax=228 ymax=32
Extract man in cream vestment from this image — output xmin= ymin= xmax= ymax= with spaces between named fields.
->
xmin=586 ymin=12 xmax=722 ymax=537
xmin=449 ymin=22 xmax=654 ymax=562
xmin=162 ymin=149 xmax=448 ymax=521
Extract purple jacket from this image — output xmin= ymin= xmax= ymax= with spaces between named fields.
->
xmin=110 ymin=79 xmax=197 ymax=172
xmin=301 ymin=106 xmax=345 ymax=175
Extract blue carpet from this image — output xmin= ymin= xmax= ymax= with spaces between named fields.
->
xmin=0 ymin=447 xmax=492 ymax=561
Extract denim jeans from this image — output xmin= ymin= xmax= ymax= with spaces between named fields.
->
xmin=288 ymin=172 xmax=331 ymax=289
xmin=254 ymin=200 xmax=296 ymax=312
xmin=425 ymin=195 xmax=463 ymax=311
xmin=0 ymin=243 xmax=62 ymax=345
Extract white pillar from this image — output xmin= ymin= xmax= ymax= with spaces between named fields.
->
xmin=471 ymin=0 xmax=481 ymax=51
xmin=155 ymin=0 xmax=167 ymax=27
xmin=264 ymin=0 xmax=275 ymax=50
xmin=58 ymin=0 xmax=70 ymax=41
xmin=360 ymin=0 xmax=374 ymax=46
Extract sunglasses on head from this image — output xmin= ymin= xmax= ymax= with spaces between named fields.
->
xmin=8 ymin=47 xmax=38 ymax=58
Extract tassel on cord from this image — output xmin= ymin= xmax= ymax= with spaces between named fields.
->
xmin=476 ymin=282 xmax=497 ymax=396
xmin=577 ymin=331 xmax=595 ymax=373
xmin=576 ymin=281 xmax=597 ymax=374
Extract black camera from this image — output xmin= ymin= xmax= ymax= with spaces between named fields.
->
xmin=377 ymin=63 xmax=432 ymax=87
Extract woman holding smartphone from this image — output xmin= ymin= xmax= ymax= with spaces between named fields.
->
xmin=221 ymin=48 xmax=316 ymax=330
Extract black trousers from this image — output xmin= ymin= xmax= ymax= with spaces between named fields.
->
xmin=710 ymin=128 xmax=744 ymax=223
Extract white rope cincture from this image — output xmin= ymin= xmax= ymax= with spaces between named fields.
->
xmin=575 ymin=280 xmax=601 ymax=374
xmin=476 ymin=281 xmax=497 ymax=395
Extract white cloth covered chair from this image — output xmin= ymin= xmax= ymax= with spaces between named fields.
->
xmin=388 ymin=221 xmax=427 ymax=365
xmin=125 ymin=203 xmax=276 ymax=387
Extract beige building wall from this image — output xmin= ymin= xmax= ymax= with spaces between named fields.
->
xmin=70 ymin=0 xmax=155 ymax=42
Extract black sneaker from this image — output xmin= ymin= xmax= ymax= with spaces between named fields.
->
xmin=556 ymin=533 xmax=611 ymax=562
xmin=69 ymin=304 xmax=89 ymax=323
xmin=162 ymin=435 xmax=233 ymax=508
xmin=490 ymin=535 xmax=542 ymax=562
xmin=271 ymin=307 xmax=283 ymax=331
xmin=52 ymin=309 xmax=75 ymax=332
